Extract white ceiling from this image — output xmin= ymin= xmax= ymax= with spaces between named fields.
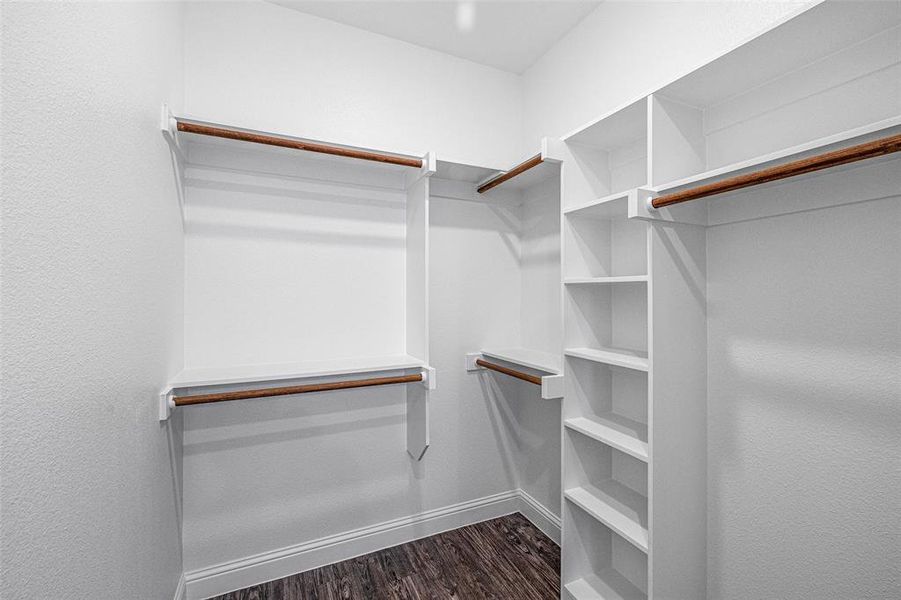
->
xmin=268 ymin=1 xmax=601 ymax=73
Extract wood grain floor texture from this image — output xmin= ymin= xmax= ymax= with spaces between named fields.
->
xmin=211 ymin=513 xmax=560 ymax=600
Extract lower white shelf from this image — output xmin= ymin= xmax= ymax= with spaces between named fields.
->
xmin=564 ymin=570 xmax=647 ymax=600
xmin=564 ymin=484 xmax=649 ymax=553
xmin=565 ymin=416 xmax=648 ymax=463
xmin=565 ymin=347 xmax=649 ymax=372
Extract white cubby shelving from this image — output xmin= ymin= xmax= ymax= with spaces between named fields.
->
xmin=558 ymin=3 xmax=900 ymax=596
xmin=160 ymin=111 xmax=437 ymax=460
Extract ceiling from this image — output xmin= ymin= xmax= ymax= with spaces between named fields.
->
xmin=268 ymin=1 xmax=601 ymax=73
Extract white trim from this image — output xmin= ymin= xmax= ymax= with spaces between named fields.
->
xmin=184 ymin=489 xmax=559 ymax=600
xmin=518 ymin=489 xmax=562 ymax=545
xmin=172 ymin=574 xmax=186 ymax=600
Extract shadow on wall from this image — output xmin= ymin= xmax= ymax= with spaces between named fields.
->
xmin=182 ymin=387 xmax=407 ymax=456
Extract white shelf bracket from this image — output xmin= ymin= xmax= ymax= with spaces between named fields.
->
xmin=420 ymin=366 xmax=437 ymax=390
xmin=158 ymin=387 xmax=175 ymax=422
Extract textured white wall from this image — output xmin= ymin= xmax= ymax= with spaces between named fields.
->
xmin=0 ymin=2 xmax=185 ymax=599
xmin=706 ymin=194 xmax=901 ymax=600
xmin=184 ymin=0 xmax=523 ymax=169
xmin=521 ymin=1 xmax=812 ymax=151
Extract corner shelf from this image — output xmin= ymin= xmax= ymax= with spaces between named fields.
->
xmin=565 ymin=416 xmax=648 ymax=463
xmin=565 ymin=347 xmax=648 ymax=372
xmin=565 ymin=484 xmax=649 ymax=553
xmin=466 ymin=347 xmax=564 ymax=399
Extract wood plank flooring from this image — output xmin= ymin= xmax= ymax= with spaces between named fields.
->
xmin=211 ymin=513 xmax=560 ymax=600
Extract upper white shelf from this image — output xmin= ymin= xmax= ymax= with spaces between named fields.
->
xmin=651 ymin=117 xmax=901 ymax=196
xmin=480 ymin=347 xmax=561 ymax=374
xmin=169 ymin=354 xmax=427 ymax=391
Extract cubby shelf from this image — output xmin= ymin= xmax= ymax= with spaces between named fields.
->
xmin=565 ymin=484 xmax=649 ymax=553
xmin=564 ymin=276 xmax=647 ymax=285
xmin=563 ymin=190 xmax=633 ymax=219
xmin=565 ymin=571 xmax=647 ymax=600
xmin=565 ymin=416 xmax=648 ymax=463
xmin=565 ymin=347 xmax=648 ymax=372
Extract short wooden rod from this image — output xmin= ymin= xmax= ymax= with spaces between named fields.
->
xmin=176 ymin=121 xmax=423 ymax=169
xmin=475 ymin=358 xmax=542 ymax=385
xmin=477 ymin=154 xmax=543 ymax=194
xmin=651 ymin=133 xmax=901 ymax=209
xmin=174 ymin=373 xmax=423 ymax=407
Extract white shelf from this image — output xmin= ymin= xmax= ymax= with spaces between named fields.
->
xmin=480 ymin=347 xmax=561 ymax=374
xmin=651 ymin=117 xmax=901 ymax=196
xmin=565 ymin=347 xmax=649 ymax=372
xmin=169 ymin=354 xmax=426 ymax=390
xmin=565 ymin=416 xmax=648 ymax=463
xmin=565 ymin=483 xmax=649 ymax=553
xmin=564 ymin=191 xmax=633 ymax=219
xmin=564 ymin=276 xmax=647 ymax=285
xmin=565 ymin=570 xmax=647 ymax=600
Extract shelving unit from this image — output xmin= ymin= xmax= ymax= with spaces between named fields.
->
xmin=160 ymin=110 xmax=437 ymax=460
xmin=555 ymin=4 xmax=900 ymax=597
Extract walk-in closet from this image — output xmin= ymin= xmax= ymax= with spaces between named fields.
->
xmin=2 ymin=1 xmax=899 ymax=599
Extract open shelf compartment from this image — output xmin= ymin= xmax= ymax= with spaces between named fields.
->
xmin=564 ymin=358 xmax=647 ymax=462
xmin=564 ymin=205 xmax=647 ymax=279
xmin=648 ymin=3 xmax=900 ymax=190
xmin=562 ymin=501 xmax=648 ymax=600
xmin=562 ymin=98 xmax=649 ymax=210
xmin=564 ymin=427 xmax=648 ymax=552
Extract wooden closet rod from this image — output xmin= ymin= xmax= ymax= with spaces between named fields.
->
xmin=475 ymin=359 xmax=542 ymax=385
xmin=478 ymin=154 xmax=543 ymax=194
xmin=173 ymin=373 xmax=423 ymax=407
xmin=176 ymin=121 xmax=423 ymax=169
xmin=651 ymin=133 xmax=901 ymax=209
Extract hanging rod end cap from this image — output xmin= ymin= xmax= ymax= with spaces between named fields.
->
xmin=646 ymin=194 xmax=658 ymax=211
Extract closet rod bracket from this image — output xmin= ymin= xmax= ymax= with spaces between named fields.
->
xmin=159 ymin=388 xmax=176 ymax=421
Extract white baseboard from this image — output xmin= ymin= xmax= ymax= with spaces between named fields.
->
xmin=519 ymin=488 xmax=562 ymax=545
xmin=184 ymin=489 xmax=559 ymax=600
xmin=172 ymin=573 xmax=186 ymax=600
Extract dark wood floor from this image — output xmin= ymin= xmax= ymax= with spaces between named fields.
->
xmin=212 ymin=513 xmax=560 ymax=600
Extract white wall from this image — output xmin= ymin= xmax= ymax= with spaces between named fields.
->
xmin=706 ymin=192 xmax=901 ymax=600
xmin=184 ymin=0 xmax=523 ymax=169
xmin=521 ymin=1 xmax=812 ymax=151
xmin=180 ymin=191 xmax=528 ymax=575
xmin=0 ymin=2 xmax=185 ymax=599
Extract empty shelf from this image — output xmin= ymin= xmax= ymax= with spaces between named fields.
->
xmin=169 ymin=354 xmax=426 ymax=390
xmin=565 ymin=347 xmax=649 ymax=372
xmin=565 ymin=416 xmax=648 ymax=462
xmin=564 ymin=483 xmax=649 ymax=552
xmin=564 ymin=276 xmax=647 ymax=285
xmin=565 ymin=570 xmax=646 ymax=600
xmin=564 ymin=191 xmax=633 ymax=219
xmin=480 ymin=347 xmax=561 ymax=374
